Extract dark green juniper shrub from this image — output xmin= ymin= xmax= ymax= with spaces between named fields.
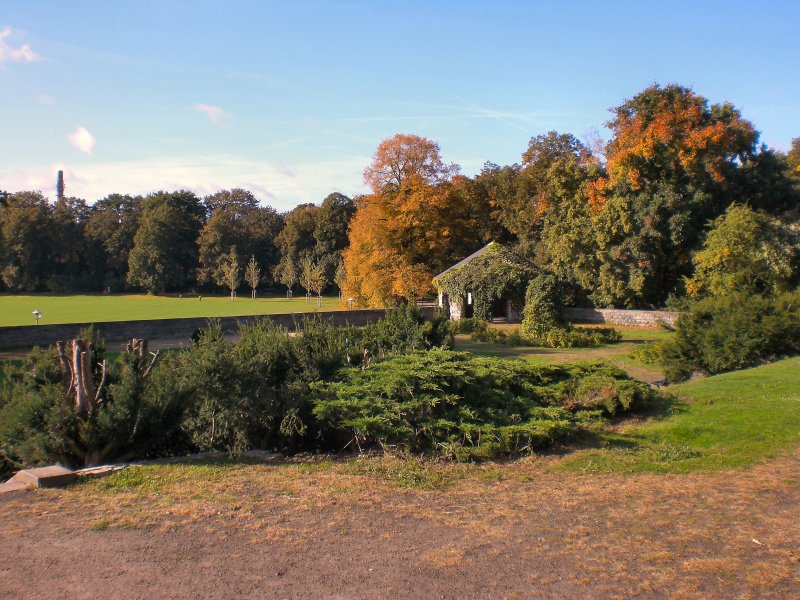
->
xmin=311 ymin=349 xmax=658 ymax=460
xmin=0 ymin=328 xmax=190 ymax=469
xmin=360 ymin=303 xmax=453 ymax=359
xmin=661 ymin=291 xmax=800 ymax=382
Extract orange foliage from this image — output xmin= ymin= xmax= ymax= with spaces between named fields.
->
xmin=604 ymin=85 xmax=757 ymax=192
xmin=363 ymin=133 xmax=458 ymax=193
xmin=343 ymin=134 xmax=474 ymax=307
xmin=587 ymin=177 xmax=608 ymax=211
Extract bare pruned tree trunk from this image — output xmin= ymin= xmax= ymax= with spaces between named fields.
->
xmin=56 ymin=339 xmax=99 ymax=414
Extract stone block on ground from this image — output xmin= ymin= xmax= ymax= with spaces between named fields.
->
xmin=8 ymin=465 xmax=76 ymax=488
xmin=0 ymin=480 xmax=33 ymax=494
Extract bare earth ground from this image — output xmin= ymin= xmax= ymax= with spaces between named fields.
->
xmin=1 ymin=451 xmax=798 ymax=599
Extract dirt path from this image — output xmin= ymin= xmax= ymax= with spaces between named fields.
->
xmin=1 ymin=452 xmax=798 ymax=599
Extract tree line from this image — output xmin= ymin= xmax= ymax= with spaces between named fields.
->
xmin=1 ymin=83 xmax=799 ymax=306
xmin=0 ymin=187 xmax=355 ymax=297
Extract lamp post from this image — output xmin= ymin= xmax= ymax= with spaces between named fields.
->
xmin=32 ymin=309 xmax=42 ymax=325
xmin=348 ymin=297 xmax=354 ymax=311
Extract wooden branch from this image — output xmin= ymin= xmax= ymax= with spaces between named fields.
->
xmin=142 ymin=349 xmax=160 ymax=379
xmin=94 ymin=359 xmax=107 ymax=406
xmin=72 ymin=341 xmax=87 ymax=413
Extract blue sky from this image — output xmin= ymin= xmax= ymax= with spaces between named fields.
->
xmin=1 ymin=1 xmax=798 ymax=210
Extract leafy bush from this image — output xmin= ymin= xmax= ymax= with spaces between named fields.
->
xmin=684 ymin=204 xmax=799 ymax=299
xmin=463 ymin=321 xmax=524 ymax=345
xmin=311 ymin=350 xmax=659 ymax=460
xmin=449 ymin=317 xmax=484 ymax=334
xmin=661 ymin=291 xmax=800 ymax=382
xmin=533 ymin=326 xmax=621 ymax=348
xmin=521 ymin=275 xmax=621 ymax=348
xmin=629 ymin=342 xmax=665 ymax=365
xmin=361 ymin=303 xmax=453 ymax=359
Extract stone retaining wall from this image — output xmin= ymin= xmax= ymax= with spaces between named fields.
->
xmin=0 ymin=308 xmax=425 ymax=351
xmin=565 ymin=307 xmax=679 ymax=328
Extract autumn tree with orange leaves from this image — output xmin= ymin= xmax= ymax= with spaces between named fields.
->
xmin=342 ymin=134 xmax=490 ymax=306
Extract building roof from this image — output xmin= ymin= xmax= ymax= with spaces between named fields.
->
xmin=433 ymin=241 xmax=497 ymax=282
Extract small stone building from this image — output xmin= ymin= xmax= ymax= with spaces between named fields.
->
xmin=433 ymin=242 xmax=524 ymax=323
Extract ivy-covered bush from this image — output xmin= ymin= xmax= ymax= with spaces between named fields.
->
xmin=521 ymin=273 xmax=567 ymax=337
xmin=661 ymin=291 xmax=800 ymax=382
xmin=311 ymin=350 xmax=659 ymax=460
xmin=521 ymin=274 xmax=621 ymax=347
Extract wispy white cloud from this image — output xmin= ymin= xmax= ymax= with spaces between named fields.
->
xmin=37 ymin=93 xmax=56 ymax=106
xmin=192 ymin=103 xmax=233 ymax=124
xmin=0 ymin=27 xmax=40 ymax=64
xmin=0 ymin=155 xmax=370 ymax=210
xmin=68 ymin=126 xmax=96 ymax=155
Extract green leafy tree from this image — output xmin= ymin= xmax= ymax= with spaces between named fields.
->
xmin=312 ymin=192 xmax=356 ymax=283
xmin=220 ymin=247 xmax=241 ymax=300
xmin=197 ymin=189 xmax=281 ymax=290
xmin=127 ymin=190 xmax=204 ymax=293
xmin=245 ymin=255 xmax=261 ymax=299
xmin=84 ymin=194 xmax=144 ymax=289
xmin=787 ymin=137 xmax=800 ymax=177
xmin=685 ymin=204 xmax=798 ymax=298
xmin=0 ymin=191 xmax=53 ymax=290
xmin=300 ymin=255 xmax=327 ymax=302
xmin=586 ymin=84 xmax=776 ymax=306
xmin=273 ymin=259 xmax=297 ymax=297
xmin=274 ymin=204 xmax=319 ymax=291
xmin=47 ymin=196 xmax=93 ymax=291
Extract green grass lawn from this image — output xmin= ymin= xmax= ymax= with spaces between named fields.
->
xmin=0 ymin=294 xmax=343 ymax=326
xmin=455 ymin=325 xmax=674 ymax=383
xmin=557 ymin=357 xmax=800 ymax=473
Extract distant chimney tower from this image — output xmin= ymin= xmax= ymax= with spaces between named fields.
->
xmin=56 ymin=170 xmax=65 ymax=202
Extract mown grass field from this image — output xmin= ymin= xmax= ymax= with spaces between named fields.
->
xmin=0 ymin=294 xmax=343 ymax=326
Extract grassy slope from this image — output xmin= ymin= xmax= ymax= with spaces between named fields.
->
xmin=0 ymin=294 xmax=342 ymax=326
xmin=558 ymin=357 xmax=800 ymax=473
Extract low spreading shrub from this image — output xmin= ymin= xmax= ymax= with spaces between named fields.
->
xmin=311 ymin=350 xmax=660 ymax=460
xmin=661 ymin=291 xmax=800 ymax=382
xmin=449 ymin=317 xmax=484 ymax=335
